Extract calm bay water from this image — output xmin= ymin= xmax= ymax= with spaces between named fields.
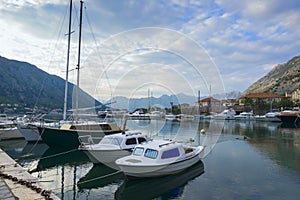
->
xmin=1 ymin=120 xmax=300 ymax=200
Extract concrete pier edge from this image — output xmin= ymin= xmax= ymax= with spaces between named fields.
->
xmin=0 ymin=148 xmax=60 ymax=200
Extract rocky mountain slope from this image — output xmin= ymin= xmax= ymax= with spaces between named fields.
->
xmin=244 ymin=55 xmax=300 ymax=95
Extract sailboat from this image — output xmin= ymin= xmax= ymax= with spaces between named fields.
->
xmin=37 ymin=0 xmax=123 ymax=149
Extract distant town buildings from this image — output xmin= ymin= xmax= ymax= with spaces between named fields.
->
xmin=179 ymin=103 xmax=190 ymax=109
xmin=196 ymin=97 xmax=222 ymax=113
xmin=239 ymin=92 xmax=282 ymax=105
xmin=221 ymin=99 xmax=239 ymax=107
xmin=291 ymin=89 xmax=300 ymax=101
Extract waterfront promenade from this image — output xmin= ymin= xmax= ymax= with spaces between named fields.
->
xmin=0 ymin=148 xmax=60 ymax=200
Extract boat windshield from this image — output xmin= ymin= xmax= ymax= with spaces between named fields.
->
xmin=100 ymin=137 xmax=123 ymax=146
xmin=144 ymin=149 xmax=158 ymax=159
xmin=133 ymin=147 xmax=144 ymax=156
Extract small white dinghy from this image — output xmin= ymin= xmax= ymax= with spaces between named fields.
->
xmin=115 ymin=139 xmax=204 ymax=178
xmin=78 ymin=131 xmax=150 ymax=168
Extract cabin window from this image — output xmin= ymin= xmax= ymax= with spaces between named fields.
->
xmin=144 ymin=149 xmax=158 ymax=159
xmin=125 ymin=138 xmax=137 ymax=145
xmin=138 ymin=137 xmax=147 ymax=144
xmin=100 ymin=137 xmax=122 ymax=146
xmin=161 ymin=148 xmax=180 ymax=159
xmin=133 ymin=147 xmax=144 ymax=156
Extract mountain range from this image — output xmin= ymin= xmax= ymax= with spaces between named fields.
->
xmin=1 ymin=54 xmax=298 ymax=112
xmin=0 ymin=56 xmax=101 ymax=111
xmin=109 ymin=91 xmax=242 ymax=112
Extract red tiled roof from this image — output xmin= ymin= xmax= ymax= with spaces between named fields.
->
xmin=200 ymin=97 xmax=220 ymax=102
xmin=244 ymin=93 xmax=282 ymax=99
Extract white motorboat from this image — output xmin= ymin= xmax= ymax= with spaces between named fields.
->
xmin=176 ymin=114 xmax=194 ymax=122
xmin=79 ymin=131 xmax=150 ymax=168
xmin=115 ymin=139 xmax=204 ymax=178
xmin=255 ymin=112 xmax=281 ymax=122
xmin=0 ymin=127 xmax=24 ymax=141
xmin=0 ymin=114 xmax=23 ymax=140
xmin=0 ymin=114 xmax=17 ymax=128
xmin=149 ymin=111 xmax=164 ymax=120
xmin=234 ymin=111 xmax=255 ymax=120
xmin=214 ymin=108 xmax=236 ymax=120
xmin=165 ymin=113 xmax=177 ymax=121
xmin=128 ymin=111 xmax=150 ymax=120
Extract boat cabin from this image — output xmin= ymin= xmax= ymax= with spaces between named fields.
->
xmin=99 ymin=131 xmax=149 ymax=150
xmin=131 ymin=140 xmax=193 ymax=162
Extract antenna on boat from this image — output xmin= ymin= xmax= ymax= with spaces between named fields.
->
xmin=63 ymin=0 xmax=73 ymax=121
xmin=75 ymin=0 xmax=83 ymax=123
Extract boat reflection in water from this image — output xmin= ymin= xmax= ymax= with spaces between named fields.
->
xmin=29 ymin=147 xmax=90 ymax=172
xmin=28 ymin=147 xmax=91 ymax=200
xmin=115 ymin=160 xmax=204 ymax=200
xmin=77 ymin=164 xmax=125 ymax=191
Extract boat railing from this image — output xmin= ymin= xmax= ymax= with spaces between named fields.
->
xmin=78 ymin=135 xmax=102 ymax=146
xmin=159 ymin=141 xmax=175 ymax=148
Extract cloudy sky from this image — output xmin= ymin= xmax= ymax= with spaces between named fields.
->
xmin=1 ymin=0 xmax=300 ymax=101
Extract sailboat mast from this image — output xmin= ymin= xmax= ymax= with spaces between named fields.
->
xmin=63 ymin=0 xmax=73 ymax=121
xmin=75 ymin=0 xmax=83 ymax=123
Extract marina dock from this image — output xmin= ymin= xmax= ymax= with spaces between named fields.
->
xmin=0 ymin=148 xmax=60 ymax=200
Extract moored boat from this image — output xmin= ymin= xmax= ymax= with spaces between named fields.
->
xmin=37 ymin=121 xmax=122 ymax=149
xmin=36 ymin=1 xmax=124 ymax=149
xmin=115 ymin=160 xmax=204 ymax=199
xmin=176 ymin=114 xmax=194 ymax=122
xmin=214 ymin=108 xmax=236 ymax=120
xmin=115 ymin=139 xmax=204 ymax=178
xmin=78 ymin=131 xmax=150 ymax=168
xmin=165 ymin=113 xmax=177 ymax=121
xmin=0 ymin=127 xmax=24 ymax=141
xmin=234 ymin=111 xmax=255 ymax=120
xmin=17 ymin=123 xmax=41 ymax=142
xmin=128 ymin=111 xmax=151 ymax=120
xmin=276 ymin=110 xmax=300 ymax=124
xmin=255 ymin=111 xmax=281 ymax=122
xmin=0 ymin=114 xmax=23 ymax=140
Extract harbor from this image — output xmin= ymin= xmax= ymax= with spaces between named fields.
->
xmin=0 ymin=0 xmax=300 ymax=199
xmin=0 ymin=119 xmax=299 ymax=199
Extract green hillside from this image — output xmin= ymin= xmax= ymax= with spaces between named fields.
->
xmin=0 ymin=56 xmax=101 ymax=110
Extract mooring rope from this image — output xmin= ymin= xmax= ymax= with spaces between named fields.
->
xmin=38 ymin=148 xmax=78 ymax=161
xmin=49 ymin=170 xmax=122 ymax=192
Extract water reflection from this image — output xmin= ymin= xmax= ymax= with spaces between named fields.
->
xmin=115 ymin=160 xmax=204 ymax=200
xmin=0 ymin=120 xmax=299 ymax=199
xmin=30 ymin=147 xmax=89 ymax=172
xmin=77 ymin=164 xmax=125 ymax=191
xmin=244 ymin=122 xmax=300 ymax=174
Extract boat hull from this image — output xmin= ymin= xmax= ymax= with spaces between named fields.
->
xmin=38 ymin=126 xmax=121 ymax=149
xmin=18 ymin=124 xmax=42 ymax=142
xmin=277 ymin=115 xmax=300 ymax=124
xmin=117 ymin=153 xmax=201 ymax=178
xmin=83 ymin=149 xmax=131 ymax=168
xmin=0 ymin=127 xmax=24 ymax=141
